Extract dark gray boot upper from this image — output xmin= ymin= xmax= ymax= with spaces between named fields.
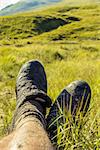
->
xmin=16 ymin=60 xmax=51 ymax=109
xmin=46 ymin=80 xmax=91 ymax=144
xmin=11 ymin=60 xmax=52 ymax=131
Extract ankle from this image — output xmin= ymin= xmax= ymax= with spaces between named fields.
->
xmin=11 ymin=100 xmax=46 ymax=131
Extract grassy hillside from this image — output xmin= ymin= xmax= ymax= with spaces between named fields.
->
xmin=0 ymin=0 xmax=61 ymax=16
xmin=0 ymin=0 xmax=100 ymax=149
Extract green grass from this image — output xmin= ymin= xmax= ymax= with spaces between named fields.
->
xmin=0 ymin=0 xmax=100 ymax=149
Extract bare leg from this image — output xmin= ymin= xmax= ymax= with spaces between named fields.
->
xmin=0 ymin=119 xmax=53 ymax=150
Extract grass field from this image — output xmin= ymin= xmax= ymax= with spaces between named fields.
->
xmin=0 ymin=0 xmax=100 ymax=149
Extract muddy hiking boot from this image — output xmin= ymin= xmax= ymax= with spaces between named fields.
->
xmin=46 ymin=80 xmax=91 ymax=146
xmin=11 ymin=60 xmax=52 ymax=131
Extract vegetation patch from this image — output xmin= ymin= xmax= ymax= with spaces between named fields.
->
xmin=33 ymin=17 xmax=67 ymax=33
xmin=0 ymin=0 xmax=100 ymax=149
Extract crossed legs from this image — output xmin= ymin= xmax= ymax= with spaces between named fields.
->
xmin=0 ymin=60 xmax=91 ymax=150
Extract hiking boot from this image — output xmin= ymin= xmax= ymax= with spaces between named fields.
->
xmin=11 ymin=60 xmax=52 ymax=130
xmin=46 ymin=80 xmax=91 ymax=144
